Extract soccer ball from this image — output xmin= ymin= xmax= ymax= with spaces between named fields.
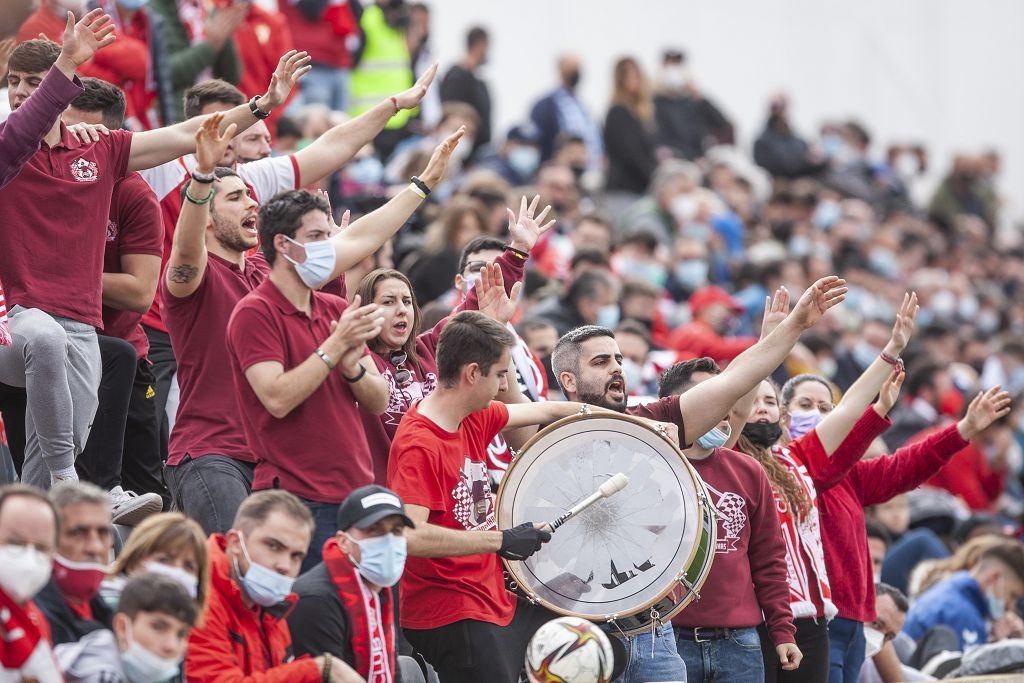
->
xmin=525 ymin=616 xmax=614 ymax=683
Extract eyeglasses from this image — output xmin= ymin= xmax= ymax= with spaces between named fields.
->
xmin=390 ymin=351 xmax=413 ymax=388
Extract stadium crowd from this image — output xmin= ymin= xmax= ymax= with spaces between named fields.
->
xmin=0 ymin=1 xmax=1023 ymax=682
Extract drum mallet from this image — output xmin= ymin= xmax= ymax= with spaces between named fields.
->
xmin=545 ymin=473 xmax=629 ymax=532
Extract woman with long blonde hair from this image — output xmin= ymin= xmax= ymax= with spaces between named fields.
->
xmin=604 ymin=56 xmax=657 ymax=199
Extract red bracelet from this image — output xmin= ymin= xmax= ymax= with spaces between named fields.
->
xmin=880 ymin=350 xmax=904 ymax=372
xmin=389 ymin=96 xmax=399 ymax=112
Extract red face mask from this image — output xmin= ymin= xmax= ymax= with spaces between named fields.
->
xmin=52 ymin=555 xmax=107 ymax=602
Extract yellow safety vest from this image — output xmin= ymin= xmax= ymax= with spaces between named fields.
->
xmin=348 ymin=5 xmax=414 ymax=129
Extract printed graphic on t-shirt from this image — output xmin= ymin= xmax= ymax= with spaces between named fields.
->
xmin=486 ymin=433 xmax=513 ymax=487
xmin=69 ymin=157 xmax=99 ymax=182
xmin=384 ymin=369 xmax=437 ymax=427
xmin=705 ymin=482 xmax=747 ymax=554
xmin=452 ymin=457 xmax=494 ymax=530
xmin=106 ymin=220 xmax=118 ymax=242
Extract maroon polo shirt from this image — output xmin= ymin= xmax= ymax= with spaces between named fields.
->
xmin=101 ymin=172 xmax=163 ymax=358
xmin=226 ymin=278 xmax=374 ymax=503
xmin=161 ymin=253 xmax=269 ymax=465
xmin=0 ymin=124 xmax=132 ymax=327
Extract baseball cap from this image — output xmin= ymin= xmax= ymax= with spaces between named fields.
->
xmin=336 ymin=485 xmax=415 ymax=531
xmin=688 ymin=286 xmax=744 ymax=314
xmin=506 ymin=123 xmax=541 ymax=145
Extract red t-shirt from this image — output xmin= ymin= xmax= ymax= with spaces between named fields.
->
xmin=671 ymin=447 xmax=796 ymax=646
xmin=227 ymin=279 xmax=374 ymax=503
xmin=387 ymin=401 xmax=514 ymax=630
xmin=0 ymin=125 xmax=132 ymax=328
xmin=101 ymin=172 xmax=163 ymax=358
xmin=162 ymin=253 xmax=269 ymax=465
xmin=138 ymin=153 xmax=300 ymax=333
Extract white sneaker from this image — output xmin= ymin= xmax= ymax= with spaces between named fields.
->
xmin=109 ymin=486 xmax=163 ymax=526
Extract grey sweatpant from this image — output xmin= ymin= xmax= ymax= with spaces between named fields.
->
xmin=0 ymin=306 xmax=101 ymax=487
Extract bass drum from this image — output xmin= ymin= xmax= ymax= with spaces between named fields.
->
xmin=496 ymin=412 xmax=715 ymax=635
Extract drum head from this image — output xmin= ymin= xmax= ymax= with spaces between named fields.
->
xmin=497 ymin=413 xmax=704 ymax=621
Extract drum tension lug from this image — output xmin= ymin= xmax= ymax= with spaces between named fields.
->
xmin=679 ymin=576 xmax=702 ymax=602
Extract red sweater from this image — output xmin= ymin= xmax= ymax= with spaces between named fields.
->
xmin=815 ymin=409 xmax=969 ymax=622
xmin=917 ymin=424 xmax=1005 ymax=511
xmin=666 ymin=319 xmax=757 ymax=364
xmin=672 ymin=448 xmax=796 ymax=646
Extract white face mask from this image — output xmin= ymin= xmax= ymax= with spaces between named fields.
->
xmin=0 ymin=544 xmax=53 ymax=602
xmin=120 ymin=621 xmax=182 ymax=683
xmin=864 ymin=625 xmax=885 ymax=658
xmin=282 ymin=236 xmax=337 ymax=290
xmin=144 ymin=561 xmax=199 ymax=599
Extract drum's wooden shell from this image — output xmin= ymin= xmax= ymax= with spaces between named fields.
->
xmin=496 ymin=412 xmax=715 ymax=633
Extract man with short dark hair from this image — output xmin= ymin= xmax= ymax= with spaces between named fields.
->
xmin=440 ymin=26 xmax=491 ymax=148
xmin=531 ymin=269 xmax=619 ymax=336
xmin=185 ymin=489 xmax=362 ymax=682
xmin=289 ymin=485 xmax=415 ymax=681
xmin=388 ymin=310 xmax=626 ymax=683
xmin=0 ymin=484 xmax=63 ymax=681
xmin=165 ymin=119 xmax=462 ymax=540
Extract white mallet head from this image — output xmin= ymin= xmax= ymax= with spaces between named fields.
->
xmin=598 ymin=472 xmax=629 ymax=498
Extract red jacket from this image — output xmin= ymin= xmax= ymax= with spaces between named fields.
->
xmin=917 ymin=425 xmax=1005 ymax=511
xmin=184 ymin=535 xmax=320 ymax=683
xmin=666 ymin=319 xmax=756 ymax=364
xmin=815 ymin=408 xmax=969 ymax=623
xmin=276 ymin=0 xmax=357 ymax=69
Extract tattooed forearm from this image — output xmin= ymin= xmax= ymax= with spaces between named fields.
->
xmin=168 ymin=264 xmax=199 ymax=283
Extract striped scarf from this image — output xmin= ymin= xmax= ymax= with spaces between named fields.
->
xmin=0 ymin=280 xmax=11 ymax=346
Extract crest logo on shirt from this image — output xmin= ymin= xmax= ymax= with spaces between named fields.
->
xmin=106 ymin=221 xmax=118 ymax=242
xmin=452 ymin=457 xmax=494 ymax=531
xmin=705 ymin=483 xmax=747 ymax=554
xmin=70 ymin=157 xmax=99 ymax=183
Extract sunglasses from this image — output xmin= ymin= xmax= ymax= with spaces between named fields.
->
xmin=390 ymin=351 xmax=413 ymax=388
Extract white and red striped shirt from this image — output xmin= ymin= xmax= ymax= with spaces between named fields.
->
xmin=0 ymin=280 xmax=11 ymax=346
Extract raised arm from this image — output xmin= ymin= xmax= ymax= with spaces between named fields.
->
xmin=321 ymin=127 xmax=465 ymax=280
xmin=164 ymin=115 xmax=235 ymax=299
xmin=816 ymin=292 xmax=918 ymax=455
xmin=127 ymin=50 xmax=311 ymax=172
xmin=679 ymin=276 xmax=848 ymax=446
xmin=293 ymin=63 xmax=438 ymax=186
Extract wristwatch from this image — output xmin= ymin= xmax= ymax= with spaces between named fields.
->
xmin=249 ymin=96 xmax=270 ymax=120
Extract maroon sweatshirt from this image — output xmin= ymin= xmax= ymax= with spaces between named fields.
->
xmin=816 ymin=408 xmax=969 ymax=622
xmin=361 ymin=250 xmax=526 ymax=482
xmin=672 ymin=447 xmax=796 ymax=646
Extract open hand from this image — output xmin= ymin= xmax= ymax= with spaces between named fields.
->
xmin=195 ymin=113 xmax=236 ymax=174
xmin=886 ymin=292 xmax=919 ymax=355
xmin=393 ymin=62 xmax=438 ymax=110
xmin=58 ymin=8 xmax=116 ymax=68
xmin=777 ymin=643 xmax=802 ymax=671
xmin=875 ymin=368 xmax=906 ymax=416
xmin=66 ymin=122 xmax=110 ymax=143
xmin=789 ymin=276 xmax=848 ymax=330
xmin=958 ymin=385 xmax=1012 ymax=440
xmin=316 ymin=189 xmax=349 ymax=237
xmin=261 ymin=50 xmax=312 ymax=110
xmin=476 ymin=264 xmax=522 ymax=325
xmin=507 ymin=195 xmax=556 ymax=254
xmin=760 ymin=286 xmax=790 ymax=340
xmin=418 ymin=126 xmax=466 ymax=187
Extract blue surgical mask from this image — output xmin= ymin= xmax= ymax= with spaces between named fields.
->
xmin=283 ymin=236 xmax=337 ymax=289
xmin=812 ymin=199 xmax=842 ymax=230
xmin=696 ymin=423 xmax=731 ymax=449
xmin=120 ymin=622 xmax=181 ymax=683
xmin=787 ymin=410 xmax=824 ymax=440
xmin=596 ymin=304 xmax=620 ymax=329
xmin=507 ymin=145 xmax=540 ymax=179
xmin=234 ymin=532 xmax=294 ymax=607
xmin=986 ymin=589 xmax=1005 ymax=621
xmin=347 ymin=157 xmax=384 ymax=186
xmin=144 ymin=561 xmax=198 ymax=599
xmin=673 ymin=259 xmax=708 ymax=290
xmin=350 ymin=533 xmax=407 ymax=587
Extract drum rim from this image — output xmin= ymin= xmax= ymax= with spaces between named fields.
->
xmin=497 ymin=411 xmax=712 ymax=625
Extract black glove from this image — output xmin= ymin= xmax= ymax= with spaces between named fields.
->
xmin=498 ymin=522 xmax=551 ymax=561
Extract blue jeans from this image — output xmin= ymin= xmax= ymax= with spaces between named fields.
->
xmin=827 ymin=617 xmax=865 ymax=683
xmin=613 ymin=623 xmax=687 ymax=682
xmin=676 ymin=627 xmax=764 ymax=683
xmin=300 ymin=499 xmax=340 ymax=572
xmin=298 ymin=64 xmax=350 ymax=112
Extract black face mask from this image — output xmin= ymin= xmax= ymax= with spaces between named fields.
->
xmin=565 ymin=70 xmax=581 ymax=89
xmin=742 ymin=421 xmax=783 ymax=448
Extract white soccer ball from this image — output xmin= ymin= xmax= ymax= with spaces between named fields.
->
xmin=525 ymin=616 xmax=614 ymax=683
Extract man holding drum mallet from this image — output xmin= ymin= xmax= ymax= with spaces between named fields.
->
xmin=550 ymin=275 xmax=847 ymax=682
xmin=387 ymin=310 xmax=657 ymax=683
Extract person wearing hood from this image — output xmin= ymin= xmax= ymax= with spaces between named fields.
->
xmin=184 ymin=490 xmax=363 ymax=682
xmin=0 ymin=484 xmax=64 ymax=682
xmin=289 ymin=485 xmax=415 ymax=682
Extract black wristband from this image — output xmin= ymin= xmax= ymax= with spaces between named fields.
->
xmin=502 ymin=245 xmax=529 ymax=260
xmin=249 ymin=95 xmax=270 ymax=120
xmin=190 ymin=169 xmax=215 ymax=184
xmin=341 ymin=364 xmax=367 ymax=383
xmin=410 ymin=175 xmax=431 ymax=197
